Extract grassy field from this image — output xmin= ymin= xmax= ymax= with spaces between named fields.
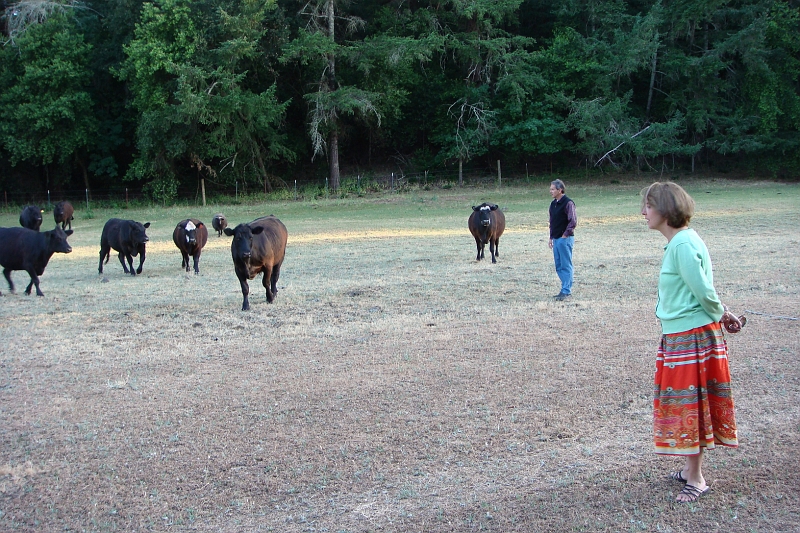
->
xmin=1 ymin=178 xmax=798 ymax=532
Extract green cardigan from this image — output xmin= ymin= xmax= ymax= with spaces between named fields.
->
xmin=656 ymin=228 xmax=725 ymax=334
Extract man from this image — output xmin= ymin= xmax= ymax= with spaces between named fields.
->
xmin=548 ymin=179 xmax=577 ymax=300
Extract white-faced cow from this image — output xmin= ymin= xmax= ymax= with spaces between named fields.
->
xmin=212 ymin=214 xmax=227 ymax=237
xmin=0 ymin=225 xmax=73 ymax=296
xmin=19 ymin=205 xmax=44 ymax=231
xmin=468 ymin=203 xmax=506 ymax=263
xmin=99 ymin=218 xmax=151 ymax=276
xmin=224 ymin=216 xmax=287 ymax=311
xmin=54 ymin=201 xmax=74 ymax=230
xmin=172 ymin=219 xmax=208 ymax=274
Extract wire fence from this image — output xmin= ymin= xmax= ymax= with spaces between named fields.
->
xmin=1 ymin=162 xmax=560 ymax=212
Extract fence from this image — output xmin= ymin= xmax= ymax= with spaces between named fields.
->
xmin=1 ymin=161 xmax=560 ymax=211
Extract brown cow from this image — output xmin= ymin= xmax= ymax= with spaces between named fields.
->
xmin=54 ymin=201 xmax=74 ymax=230
xmin=224 ymin=216 xmax=287 ymax=310
xmin=172 ymin=219 xmax=208 ymax=274
xmin=468 ymin=203 xmax=506 ymax=263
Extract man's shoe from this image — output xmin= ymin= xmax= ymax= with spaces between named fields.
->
xmin=554 ymin=292 xmax=571 ymax=301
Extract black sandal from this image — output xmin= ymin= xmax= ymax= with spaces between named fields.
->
xmin=676 ymin=483 xmax=709 ymax=503
xmin=669 ymin=471 xmax=687 ymax=483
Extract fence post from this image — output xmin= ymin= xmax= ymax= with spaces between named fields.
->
xmin=47 ymin=190 xmax=51 ymax=207
xmin=235 ymin=181 xmax=238 ymax=202
xmin=126 ymin=188 xmax=128 ymax=208
xmin=325 ymin=177 xmax=329 ymax=198
xmin=497 ymin=160 xmax=502 ymax=187
xmin=201 ymin=178 xmax=206 ymax=207
xmin=4 ymin=191 xmax=7 ymax=209
xmin=391 ymin=172 xmax=394 ymax=193
xmin=294 ymin=180 xmax=297 ymax=201
xmin=85 ymin=189 xmax=89 ymax=210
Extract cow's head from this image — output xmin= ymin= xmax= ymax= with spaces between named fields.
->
xmin=131 ymin=222 xmax=151 ymax=246
xmin=472 ymin=203 xmax=498 ymax=227
xmin=47 ymin=226 xmax=73 ymax=254
xmin=225 ymin=223 xmax=264 ymax=261
xmin=183 ymin=220 xmax=197 ymax=245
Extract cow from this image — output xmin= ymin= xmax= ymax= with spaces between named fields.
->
xmin=224 ymin=216 xmax=288 ymax=311
xmin=99 ymin=218 xmax=151 ymax=276
xmin=0 ymin=225 xmax=73 ymax=296
xmin=172 ymin=218 xmax=208 ymax=274
xmin=19 ymin=205 xmax=44 ymax=231
xmin=53 ymin=201 xmax=74 ymax=230
xmin=212 ymin=214 xmax=228 ymax=237
xmin=468 ymin=202 xmax=506 ymax=263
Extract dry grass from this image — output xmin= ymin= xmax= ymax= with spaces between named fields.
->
xmin=1 ymin=179 xmax=798 ymax=532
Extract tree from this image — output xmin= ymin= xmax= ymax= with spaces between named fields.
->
xmin=283 ymin=0 xmax=381 ymax=190
xmin=117 ymin=0 xmax=293 ymax=201
xmin=0 ymin=12 xmax=97 ymax=189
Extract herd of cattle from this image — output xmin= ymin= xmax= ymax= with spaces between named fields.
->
xmin=0 ymin=201 xmax=504 ymax=310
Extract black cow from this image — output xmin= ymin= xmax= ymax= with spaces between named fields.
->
xmin=224 ymin=216 xmax=288 ymax=310
xmin=468 ymin=203 xmax=506 ymax=263
xmin=19 ymin=205 xmax=44 ymax=231
xmin=173 ymin=218 xmax=208 ymax=274
xmin=99 ymin=218 xmax=151 ymax=276
xmin=54 ymin=201 xmax=75 ymax=230
xmin=212 ymin=214 xmax=227 ymax=237
xmin=0 ymin=226 xmax=73 ymax=296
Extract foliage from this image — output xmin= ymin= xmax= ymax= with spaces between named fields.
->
xmin=1 ymin=0 xmax=799 ymax=193
xmin=0 ymin=13 xmax=96 ymax=171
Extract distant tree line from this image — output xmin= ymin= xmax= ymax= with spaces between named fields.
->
xmin=1 ymin=0 xmax=799 ymax=202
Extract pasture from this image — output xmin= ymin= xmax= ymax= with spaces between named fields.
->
xmin=1 ymin=178 xmax=798 ymax=532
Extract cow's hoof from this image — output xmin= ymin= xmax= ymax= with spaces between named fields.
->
xmin=136 ymin=268 xmax=143 ymax=274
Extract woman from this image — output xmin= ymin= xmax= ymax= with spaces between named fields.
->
xmin=641 ymin=182 xmax=743 ymax=503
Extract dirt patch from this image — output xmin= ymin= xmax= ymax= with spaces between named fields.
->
xmin=1 ymin=183 xmax=798 ymax=532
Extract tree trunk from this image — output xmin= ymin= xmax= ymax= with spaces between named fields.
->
xmin=329 ymin=130 xmax=340 ymax=191
xmin=255 ymin=147 xmax=272 ymax=193
xmin=458 ymin=158 xmax=463 ymax=187
xmin=646 ymin=36 xmax=658 ymax=122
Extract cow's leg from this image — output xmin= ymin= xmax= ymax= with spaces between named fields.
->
xmin=180 ymin=252 xmax=187 ymax=270
xmin=192 ymin=250 xmax=201 ymax=275
xmin=24 ymin=269 xmax=43 ymax=296
xmin=136 ymin=245 xmax=146 ymax=274
xmin=262 ymin=266 xmax=274 ymax=303
xmin=99 ymin=246 xmax=109 ymax=274
xmin=3 ymin=268 xmax=15 ymax=293
xmin=489 ymin=240 xmax=497 ymax=263
xmin=239 ymin=278 xmax=251 ymax=311
xmin=117 ymin=251 xmax=131 ymax=274
xmin=494 ymin=237 xmax=500 ymax=258
xmin=270 ymin=263 xmax=281 ymax=299
xmin=474 ymin=237 xmax=483 ymax=261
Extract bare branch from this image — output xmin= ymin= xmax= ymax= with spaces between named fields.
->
xmin=594 ymin=125 xmax=651 ymax=167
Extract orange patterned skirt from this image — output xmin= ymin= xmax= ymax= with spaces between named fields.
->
xmin=653 ymin=322 xmax=738 ymax=455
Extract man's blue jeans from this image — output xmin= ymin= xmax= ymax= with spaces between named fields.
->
xmin=552 ymin=236 xmax=574 ymax=295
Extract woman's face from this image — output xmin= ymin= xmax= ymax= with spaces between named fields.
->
xmin=642 ymin=201 xmax=667 ymax=231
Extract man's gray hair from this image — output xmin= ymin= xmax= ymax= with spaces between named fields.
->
xmin=551 ymin=179 xmax=566 ymax=193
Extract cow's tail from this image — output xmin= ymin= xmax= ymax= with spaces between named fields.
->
xmin=103 ymin=251 xmax=110 ymax=265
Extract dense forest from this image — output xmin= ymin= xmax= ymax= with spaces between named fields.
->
xmin=1 ymin=0 xmax=799 ymax=202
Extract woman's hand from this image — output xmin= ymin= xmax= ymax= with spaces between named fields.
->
xmin=721 ymin=311 xmax=746 ymax=334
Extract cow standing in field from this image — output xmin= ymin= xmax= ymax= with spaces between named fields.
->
xmin=19 ymin=205 xmax=44 ymax=231
xmin=468 ymin=203 xmax=506 ymax=263
xmin=54 ymin=201 xmax=74 ymax=230
xmin=99 ymin=218 xmax=151 ymax=276
xmin=225 ymin=216 xmax=287 ymax=310
xmin=212 ymin=214 xmax=227 ymax=237
xmin=173 ymin=219 xmax=208 ymax=274
xmin=0 ymin=225 xmax=73 ymax=296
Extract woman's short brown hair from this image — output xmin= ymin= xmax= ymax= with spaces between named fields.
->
xmin=641 ymin=182 xmax=695 ymax=228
